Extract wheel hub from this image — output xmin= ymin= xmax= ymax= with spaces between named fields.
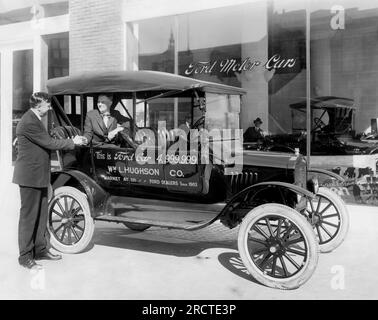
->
xmin=61 ymin=217 xmax=74 ymax=227
xmin=312 ymin=213 xmax=322 ymax=226
xmin=269 ymin=245 xmax=278 ymax=253
xmin=267 ymin=238 xmax=285 ymax=256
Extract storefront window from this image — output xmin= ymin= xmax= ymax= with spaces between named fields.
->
xmin=44 ymin=32 xmax=69 ymax=79
xmin=268 ymin=1 xmax=306 ymax=134
xmin=13 ymin=49 xmax=33 ymax=117
xmin=133 ymin=16 xmax=176 ymax=73
xmin=310 ymin=0 xmax=378 ymax=135
xmin=127 ymin=1 xmax=269 ymax=133
xmin=12 ymin=49 xmax=33 ymax=161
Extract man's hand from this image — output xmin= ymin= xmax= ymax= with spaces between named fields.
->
xmin=108 ymin=126 xmax=124 ymax=141
xmin=73 ymin=135 xmax=87 ymax=145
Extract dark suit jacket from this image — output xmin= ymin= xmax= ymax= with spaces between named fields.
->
xmin=243 ymin=126 xmax=264 ymax=142
xmin=12 ymin=109 xmax=75 ymax=188
xmin=83 ymin=109 xmax=130 ymax=146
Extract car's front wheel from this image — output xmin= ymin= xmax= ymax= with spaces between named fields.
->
xmin=47 ymin=186 xmax=94 ymax=254
xmin=238 ymin=203 xmax=319 ymax=290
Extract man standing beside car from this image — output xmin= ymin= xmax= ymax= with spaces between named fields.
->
xmin=13 ymin=92 xmax=87 ymax=270
xmin=83 ymin=93 xmax=132 ymax=146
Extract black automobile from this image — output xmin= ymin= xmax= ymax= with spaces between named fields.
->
xmin=45 ymin=71 xmax=349 ymax=290
xmin=247 ymin=96 xmax=378 ymax=155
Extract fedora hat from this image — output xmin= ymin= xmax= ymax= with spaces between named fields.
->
xmin=253 ymin=117 xmax=263 ymax=124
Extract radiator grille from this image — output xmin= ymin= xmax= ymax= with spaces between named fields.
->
xmin=228 ymin=170 xmax=258 ymax=194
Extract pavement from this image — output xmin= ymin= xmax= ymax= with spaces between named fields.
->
xmin=0 ymin=180 xmax=378 ymax=300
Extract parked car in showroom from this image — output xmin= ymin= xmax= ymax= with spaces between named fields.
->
xmin=245 ymin=96 xmax=378 ymax=156
xmin=45 ymin=71 xmax=349 ymax=289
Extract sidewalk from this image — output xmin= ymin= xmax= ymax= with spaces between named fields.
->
xmin=1 ymin=179 xmax=377 ymax=299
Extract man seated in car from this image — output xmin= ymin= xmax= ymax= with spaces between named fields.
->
xmin=243 ymin=117 xmax=265 ymax=143
xmin=84 ymin=93 xmax=134 ymax=147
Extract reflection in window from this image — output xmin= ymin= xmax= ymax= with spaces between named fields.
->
xmin=310 ymin=0 xmax=378 ymax=135
xmin=268 ymin=1 xmax=306 ymax=135
xmin=127 ymin=2 xmax=269 ymax=135
xmin=134 ymin=16 xmax=176 ymax=73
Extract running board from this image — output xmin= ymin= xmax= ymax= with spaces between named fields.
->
xmin=95 ymin=195 xmax=226 ymax=230
xmin=95 ymin=214 xmax=215 ymax=230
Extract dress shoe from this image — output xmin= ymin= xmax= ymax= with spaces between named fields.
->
xmin=35 ymin=251 xmax=62 ymax=261
xmin=19 ymin=258 xmax=42 ymax=270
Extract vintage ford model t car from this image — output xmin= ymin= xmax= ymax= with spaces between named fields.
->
xmin=246 ymin=96 xmax=378 ymax=155
xmin=45 ymin=71 xmax=349 ymax=290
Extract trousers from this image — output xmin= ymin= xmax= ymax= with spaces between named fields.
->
xmin=18 ymin=186 xmax=48 ymax=263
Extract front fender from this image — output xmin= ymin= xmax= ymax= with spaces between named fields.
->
xmin=308 ymin=168 xmax=345 ymax=183
xmin=51 ymin=170 xmax=109 ymax=218
xmin=219 ymin=181 xmax=314 ymax=228
xmin=226 ymin=181 xmax=315 ymax=206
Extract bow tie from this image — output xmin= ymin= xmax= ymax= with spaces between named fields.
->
xmin=101 ymin=112 xmax=111 ymax=118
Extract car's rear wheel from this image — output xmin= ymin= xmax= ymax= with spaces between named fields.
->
xmin=305 ymin=187 xmax=349 ymax=253
xmin=48 ymin=186 xmax=94 ymax=254
xmin=123 ymin=222 xmax=150 ymax=231
xmin=238 ymin=204 xmax=319 ymax=290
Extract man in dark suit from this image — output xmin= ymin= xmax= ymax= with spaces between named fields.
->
xmin=243 ymin=117 xmax=265 ymax=143
xmin=83 ymin=94 xmax=132 ymax=146
xmin=13 ymin=92 xmax=86 ymax=270
xmin=178 ymin=114 xmax=191 ymax=136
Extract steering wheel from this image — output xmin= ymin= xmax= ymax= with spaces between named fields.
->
xmin=313 ymin=117 xmax=326 ymax=131
xmin=192 ymin=116 xmax=205 ymax=130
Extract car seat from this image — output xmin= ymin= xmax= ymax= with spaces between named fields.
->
xmin=51 ymin=126 xmax=81 ymax=139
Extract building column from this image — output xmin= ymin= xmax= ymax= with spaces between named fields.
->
xmin=0 ymin=49 xmax=14 ymax=183
xmin=33 ymin=35 xmax=48 ymax=92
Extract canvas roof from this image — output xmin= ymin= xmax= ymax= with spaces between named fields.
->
xmin=46 ymin=70 xmax=247 ymax=96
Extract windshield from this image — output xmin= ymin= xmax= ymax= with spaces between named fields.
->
xmin=205 ymin=93 xmax=240 ymax=131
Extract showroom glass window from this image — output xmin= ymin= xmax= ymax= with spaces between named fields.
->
xmin=43 ymin=32 xmax=72 ymax=123
xmin=310 ymin=0 xmax=378 ymax=135
xmin=12 ymin=49 xmax=33 ymax=161
xmin=126 ymin=2 xmax=271 ymax=133
xmin=44 ymin=32 xmax=69 ymax=79
xmin=127 ymin=0 xmax=378 ymax=142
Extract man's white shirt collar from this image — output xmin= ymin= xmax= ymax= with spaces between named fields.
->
xmin=31 ymin=108 xmax=42 ymax=121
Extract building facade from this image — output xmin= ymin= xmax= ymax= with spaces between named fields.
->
xmin=1 ymin=0 xmax=378 ymax=182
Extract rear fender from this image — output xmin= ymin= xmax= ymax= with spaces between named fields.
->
xmin=51 ymin=170 xmax=109 ymax=218
xmin=219 ymin=181 xmax=315 ymax=228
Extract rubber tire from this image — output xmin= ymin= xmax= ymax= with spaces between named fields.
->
xmin=48 ymin=186 xmax=94 ymax=254
xmin=312 ymin=187 xmax=350 ymax=253
xmin=123 ymin=222 xmax=150 ymax=232
xmin=238 ymin=203 xmax=319 ymax=290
